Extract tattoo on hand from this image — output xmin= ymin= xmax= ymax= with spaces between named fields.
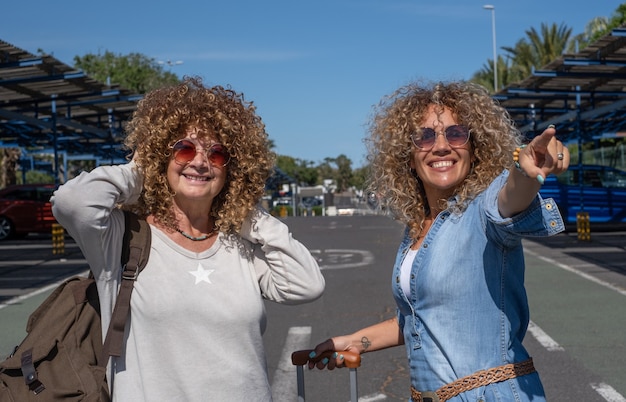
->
xmin=361 ymin=337 xmax=371 ymax=351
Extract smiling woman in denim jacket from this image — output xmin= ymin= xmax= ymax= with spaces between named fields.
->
xmin=307 ymin=80 xmax=569 ymax=402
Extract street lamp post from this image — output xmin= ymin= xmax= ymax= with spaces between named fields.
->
xmin=483 ymin=5 xmax=497 ymax=91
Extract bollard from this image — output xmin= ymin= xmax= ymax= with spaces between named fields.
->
xmin=576 ymin=212 xmax=590 ymax=241
xmin=52 ymin=223 xmax=65 ymax=254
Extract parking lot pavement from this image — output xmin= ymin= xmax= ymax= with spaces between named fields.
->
xmin=523 ymin=229 xmax=626 ymax=291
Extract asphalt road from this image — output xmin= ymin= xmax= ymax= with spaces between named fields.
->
xmin=0 ymin=217 xmax=624 ymax=402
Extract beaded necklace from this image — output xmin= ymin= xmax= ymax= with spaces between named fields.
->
xmin=176 ymin=227 xmax=216 ymax=241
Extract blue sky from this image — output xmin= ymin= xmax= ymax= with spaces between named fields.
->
xmin=2 ymin=1 xmax=622 ymax=168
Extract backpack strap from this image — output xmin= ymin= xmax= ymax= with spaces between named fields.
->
xmin=99 ymin=210 xmax=151 ymax=365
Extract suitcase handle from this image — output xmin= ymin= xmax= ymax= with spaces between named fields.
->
xmin=291 ymin=349 xmax=361 ymax=368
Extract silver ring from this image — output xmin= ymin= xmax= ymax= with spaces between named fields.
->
xmin=557 ymin=153 xmax=564 ymax=160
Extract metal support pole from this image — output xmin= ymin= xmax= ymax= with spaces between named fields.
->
xmin=51 ymin=94 xmax=59 ymax=186
xmin=296 ymin=366 xmax=305 ymax=402
xmin=349 ymin=368 xmax=359 ymax=402
xmin=483 ymin=5 xmax=497 ymax=91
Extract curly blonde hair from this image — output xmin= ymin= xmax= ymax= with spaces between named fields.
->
xmin=367 ymin=80 xmax=522 ymax=240
xmin=123 ymin=76 xmax=274 ymax=235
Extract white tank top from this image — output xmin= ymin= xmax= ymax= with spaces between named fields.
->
xmin=400 ymin=248 xmax=418 ymax=297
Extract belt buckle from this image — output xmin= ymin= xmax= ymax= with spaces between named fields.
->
xmin=422 ymin=391 xmax=440 ymax=402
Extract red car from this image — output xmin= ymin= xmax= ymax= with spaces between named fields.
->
xmin=0 ymin=184 xmax=57 ymax=240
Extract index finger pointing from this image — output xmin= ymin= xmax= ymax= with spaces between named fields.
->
xmin=531 ymin=125 xmax=557 ymax=151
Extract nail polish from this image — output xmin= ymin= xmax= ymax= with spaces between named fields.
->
xmin=309 ymin=351 xmax=316 ymax=359
xmin=537 ymin=175 xmax=545 ymax=185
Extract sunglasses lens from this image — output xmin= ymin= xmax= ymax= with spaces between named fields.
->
xmin=171 ymin=140 xmax=229 ymax=166
xmin=413 ymin=128 xmax=436 ymax=149
xmin=445 ymin=125 xmax=470 ymax=147
xmin=172 ymin=140 xmax=197 ymax=164
xmin=207 ymin=144 xmax=229 ymax=167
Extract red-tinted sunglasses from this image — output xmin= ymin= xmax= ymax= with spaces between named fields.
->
xmin=170 ymin=139 xmax=230 ymax=167
xmin=410 ymin=125 xmax=471 ymax=150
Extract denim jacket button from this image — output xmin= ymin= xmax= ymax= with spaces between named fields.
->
xmin=545 ymin=202 xmax=553 ymax=210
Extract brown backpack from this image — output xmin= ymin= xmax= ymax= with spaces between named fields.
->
xmin=0 ymin=211 xmax=151 ymax=401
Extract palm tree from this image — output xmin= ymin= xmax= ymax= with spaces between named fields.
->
xmin=501 ymin=22 xmax=572 ymax=83
xmin=471 ymin=55 xmax=508 ymax=93
xmin=568 ymin=16 xmax=610 ymax=52
xmin=470 ymin=2 xmax=626 ymax=91
xmin=0 ymin=148 xmax=21 ymax=187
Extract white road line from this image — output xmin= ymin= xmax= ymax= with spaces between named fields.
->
xmin=527 ymin=296 xmax=626 ymax=401
xmin=0 ymin=259 xmax=87 ymax=267
xmin=272 ymin=326 xmax=312 ymax=402
xmin=357 ymin=393 xmax=388 ymax=401
xmin=524 ymin=248 xmax=626 ymax=297
xmin=591 ymin=383 xmax=626 ymax=402
xmin=270 ymin=326 xmax=389 ymax=402
xmin=0 ymin=270 xmax=89 ymax=310
xmin=0 ymin=243 xmax=80 ymax=250
xmin=527 ymin=320 xmax=565 ymax=352
xmin=308 ymin=249 xmax=374 ymax=270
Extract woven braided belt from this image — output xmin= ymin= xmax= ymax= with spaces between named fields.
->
xmin=410 ymin=358 xmax=536 ymax=402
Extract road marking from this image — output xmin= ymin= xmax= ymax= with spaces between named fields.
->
xmin=272 ymin=326 xmax=312 ymax=402
xmin=357 ymin=393 xmax=387 ymax=401
xmin=0 ymin=243 xmax=80 ymax=250
xmin=0 ymin=270 xmax=89 ymax=310
xmin=524 ymin=249 xmax=626 ymax=297
xmin=527 ymin=320 xmax=564 ymax=351
xmin=528 ymin=307 xmax=626 ymax=402
xmin=0 ymin=259 xmax=87 ymax=267
xmin=270 ymin=326 xmax=389 ymax=402
xmin=309 ymin=249 xmax=374 ymax=270
xmin=591 ymin=383 xmax=626 ymax=402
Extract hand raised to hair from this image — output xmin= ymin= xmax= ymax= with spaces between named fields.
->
xmin=519 ymin=125 xmax=570 ymax=183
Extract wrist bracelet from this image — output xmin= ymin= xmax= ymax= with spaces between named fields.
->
xmin=512 ymin=145 xmax=528 ymax=177
xmin=512 ymin=144 xmax=545 ymax=184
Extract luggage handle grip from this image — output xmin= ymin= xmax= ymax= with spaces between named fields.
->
xmin=291 ymin=349 xmax=361 ymax=368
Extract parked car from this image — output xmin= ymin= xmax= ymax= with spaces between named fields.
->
xmin=0 ymin=184 xmax=57 ymax=240
xmin=539 ymin=164 xmax=626 ymax=225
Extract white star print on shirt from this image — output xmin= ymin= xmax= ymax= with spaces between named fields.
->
xmin=189 ymin=263 xmax=215 ymax=285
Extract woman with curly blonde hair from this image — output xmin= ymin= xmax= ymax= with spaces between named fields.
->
xmin=307 ymin=80 xmax=568 ymax=402
xmin=52 ymin=76 xmax=324 ymax=401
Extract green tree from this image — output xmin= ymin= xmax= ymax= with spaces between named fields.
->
xmin=275 ymin=155 xmax=318 ymax=186
xmin=568 ymin=16 xmax=610 ymax=52
xmin=608 ymin=3 xmax=626 ymax=29
xmin=317 ymin=158 xmax=336 ymax=189
xmin=0 ymin=148 xmax=21 ymax=187
xmin=572 ymin=3 xmax=626 ymax=50
xmin=350 ymin=164 xmax=370 ymax=191
xmin=471 ymin=55 xmax=509 ymax=93
xmin=25 ymin=170 xmax=54 ymax=185
xmin=334 ymin=154 xmax=353 ymax=192
xmin=501 ymin=22 xmax=572 ymax=83
xmin=73 ymin=51 xmax=180 ymax=93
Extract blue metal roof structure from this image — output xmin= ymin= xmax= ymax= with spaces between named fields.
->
xmin=2 ymin=26 xmax=626 ymax=178
xmin=494 ymin=26 xmax=626 ymax=143
xmin=0 ymin=39 xmax=142 ymax=169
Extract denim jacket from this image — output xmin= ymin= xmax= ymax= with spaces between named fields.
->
xmin=393 ymin=170 xmax=563 ymax=401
